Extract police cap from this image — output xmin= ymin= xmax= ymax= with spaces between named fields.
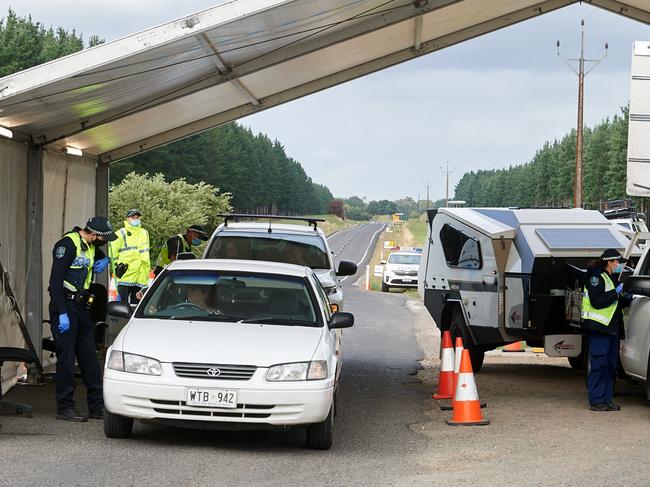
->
xmin=188 ymin=224 xmax=209 ymax=241
xmin=601 ymin=248 xmax=626 ymax=262
xmin=126 ymin=208 xmax=142 ymax=218
xmin=86 ymin=216 xmax=118 ymax=241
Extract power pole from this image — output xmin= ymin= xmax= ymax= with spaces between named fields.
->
xmin=426 ymin=180 xmax=430 ymax=209
xmin=557 ymin=20 xmax=607 ymax=208
xmin=441 ymin=162 xmax=454 ymax=207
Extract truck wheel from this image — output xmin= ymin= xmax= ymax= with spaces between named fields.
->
xmin=568 ymin=335 xmax=588 ymax=370
xmin=381 ymin=282 xmax=389 ymax=292
xmin=104 ymin=410 xmax=134 ymax=438
xmin=449 ymin=306 xmax=484 ymax=373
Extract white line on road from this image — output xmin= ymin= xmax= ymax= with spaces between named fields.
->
xmin=341 ymin=224 xmax=386 ymax=282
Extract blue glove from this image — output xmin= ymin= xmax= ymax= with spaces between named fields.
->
xmin=93 ymin=257 xmax=109 ymax=273
xmin=615 ymin=283 xmax=624 ymax=295
xmin=58 ymin=313 xmax=70 ymax=333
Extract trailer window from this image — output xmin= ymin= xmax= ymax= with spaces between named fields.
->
xmin=440 ymin=224 xmax=482 ymax=269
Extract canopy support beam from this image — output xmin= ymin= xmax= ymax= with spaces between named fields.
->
xmin=100 ymin=0 xmax=573 ymax=163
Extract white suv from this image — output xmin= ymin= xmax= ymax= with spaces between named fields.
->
xmin=203 ymin=215 xmax=357 ymax=311
xmin=381 ymin=251 xmax=422 ymax=292
xmin=103 ymin=259 xmax=354 ymax=449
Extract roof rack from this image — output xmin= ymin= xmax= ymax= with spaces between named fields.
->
xmin=218 ymin=214 xmax=325 ymax=231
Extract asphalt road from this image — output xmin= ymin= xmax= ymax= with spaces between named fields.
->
xmin=4 ymin=223 xmax=650 ymax=486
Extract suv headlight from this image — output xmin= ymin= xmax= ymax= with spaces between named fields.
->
xmin=108 ymin=350 xmax=162 ymax=376
xmin=266 ymin=361 xmax=328 ymax=381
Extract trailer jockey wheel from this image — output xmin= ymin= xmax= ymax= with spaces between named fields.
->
xmin=449 ymin=305 xmax=485 ymax=373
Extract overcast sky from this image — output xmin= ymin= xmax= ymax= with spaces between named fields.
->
xmin=3 ymin=1 xmax=650 ymax=201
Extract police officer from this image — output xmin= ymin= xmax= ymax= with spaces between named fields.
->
xmin=153 ymin=224 xmax=208 ymax=276
xmin=582 ymin=248 xmax=632 ymax=412
xmin=48 ymin=216 xmax=117 ymax=421
xmin=109 ymin=209 xmax=151 ymax=304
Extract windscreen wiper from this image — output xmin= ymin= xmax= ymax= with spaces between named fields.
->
xmin=172 ymin=314 xmax=244 ymax=321
xmin=237 ymin=317 xmax=318 ymax=326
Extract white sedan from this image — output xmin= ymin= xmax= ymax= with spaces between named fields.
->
xmin=103 ymin=259 xmax=353 ymax=449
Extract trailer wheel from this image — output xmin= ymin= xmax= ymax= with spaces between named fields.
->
xmin=449 ymin=306 xmax=484 ymax=373
xmin=646 ymin=354 xmax=650 ymax=402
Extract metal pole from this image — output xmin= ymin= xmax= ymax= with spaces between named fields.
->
xmin=575 ymin=20 xmax=585 ymax=208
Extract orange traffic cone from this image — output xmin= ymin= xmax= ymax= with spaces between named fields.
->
xmin=441 ymin=336 xmax=464 ymax=411
xmin=108 ymin=275 xmax=118 ymax=302
xmin=447 ymin=349 xmax=490 ymax=426
xmin=503 ymin=341 xmax=524 ymax=352
xmin=433 ymin=331 xmax=454 ymax=400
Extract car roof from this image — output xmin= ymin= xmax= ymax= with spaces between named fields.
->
xmin=165 ymin=258 xmax=312 ymax=278
xmin=389 ymin=251 xmax=421 ymax=256
xmin=215 ymin=222 xmax=326 ymax=237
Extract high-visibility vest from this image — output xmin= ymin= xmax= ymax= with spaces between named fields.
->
xmin=109 ymin=222 xmax=150 ymax=286
xmin=156 ymin=234 xmax=191 ymax=268
xmin=62 ymin=231 xmax=95 ymax=293
xmin=581 ymin=272 xmax=617 ymax=326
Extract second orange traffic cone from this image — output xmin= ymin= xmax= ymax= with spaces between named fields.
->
xmin=441 ymin=336 xmax=464 ymax=411
xmin=503 ymin=341 xmax=524 ymax=352
xmin=433 ymin=330 xmax=454 ymax=400
xmin=447 ymin=349 xmax=490 ymax=426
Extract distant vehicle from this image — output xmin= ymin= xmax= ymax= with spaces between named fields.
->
xmin=381 ymin=251 xmax=421 ymax=292
xmin=601 ymin=199 xmax=648 ymax=248
xmin=203 ymin=215 xmax=357 ymax=311
xmin=418 ymin=207 xmax=642 ymax=372
xmin=103 ymin=259 xmax=354 ymax=449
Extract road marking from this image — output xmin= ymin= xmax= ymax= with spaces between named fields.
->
xmin=341 ymin=224 xmax=386 ymax=282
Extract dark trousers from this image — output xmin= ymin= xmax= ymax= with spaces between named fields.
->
xmin=118 ymin=285 xmax=142 ymax=305
xmin=49 ymin=300 xmax=103 ymax=413
xmin=587 ymin=331 xmax=619 ymax=405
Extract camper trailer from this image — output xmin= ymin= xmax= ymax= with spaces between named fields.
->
xmin=418 ymin=207 xmax=642 ymax=371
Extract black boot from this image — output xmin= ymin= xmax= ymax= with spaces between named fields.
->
xmin=56 ymin=408 xmax=88 ymax=422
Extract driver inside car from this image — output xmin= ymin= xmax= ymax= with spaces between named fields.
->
xmin=183 ymin=284 xmax=221 ymax=314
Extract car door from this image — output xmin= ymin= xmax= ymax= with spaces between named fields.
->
xmin=621 ymin=247 xmax=650 ymax=380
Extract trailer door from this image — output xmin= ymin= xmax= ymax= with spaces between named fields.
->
xmin=504 ymin=273 xmax=529 ymax=329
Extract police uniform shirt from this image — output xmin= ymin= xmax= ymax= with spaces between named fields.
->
xmin=584 ymin=267 xmax=631 ymax=337
xmin=166 ymin=234 xmax=191 ymax=260
xmin=48 ymin=227 xmax=106 ymax=316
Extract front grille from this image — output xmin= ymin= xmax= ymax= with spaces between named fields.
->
xmin=172 ymin=362 xmax=257 ymax=380
xmin=150 ymin=399 xmax=273 ymax=419
xmin=394 ymin=270 xmax=418 ymax=276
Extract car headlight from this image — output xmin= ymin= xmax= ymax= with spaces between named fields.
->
xmin=108 ymin=350 xmax=162 ymax=376
xmin=266 ymin=361 xmax=328 ymax=381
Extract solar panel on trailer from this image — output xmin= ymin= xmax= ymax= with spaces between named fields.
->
xmin=535 ymin=228 xmax=622 ymax=251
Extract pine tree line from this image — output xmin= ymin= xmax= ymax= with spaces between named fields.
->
xmin=454 ymin=107 xmax=637 ymax=209
xmin=110 ymin=123 xmax=334 ymax=215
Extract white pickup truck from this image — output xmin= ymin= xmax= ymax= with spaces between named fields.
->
xmin=621 ymin=236 xmax=650 ymax=399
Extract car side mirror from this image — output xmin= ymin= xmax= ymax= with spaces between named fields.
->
xmin=336 ymin=260 xmax=357 ymax=277
xmin=177 ymin=252 xmax=196 ymax=260
xmin=380 ymin=260 xmax=387 ymax=265
xmin=625 ymin=275 xmax=650 ymax=297
xmin=329 ymin=312 xmax=354 ymax=329
xmin=107 ymin=301 xmax=133 ymax=319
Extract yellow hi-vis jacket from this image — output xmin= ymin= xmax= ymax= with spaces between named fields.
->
xmin=581 ymin=272 xmax=617 ymax=327
xmin=62 ymin=231 xmax=95 ymax=293
xmin=109 ymin=221 xmax=150 ymax=287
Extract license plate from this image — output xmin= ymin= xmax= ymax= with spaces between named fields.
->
xmin=403 ymin=278 xmax=413 ymax=283
xmin=186 ymin=388 xmax=238 ymax=408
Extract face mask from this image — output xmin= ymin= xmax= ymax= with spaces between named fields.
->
xmin=614 ymin=263 xmax=624 ymax=274
xmin=129 ymin=219 xmax=141 ymax=227
xmin=94 ymin=237 xmax=107 ymax=247
xmin=191 ymin=238 xmax=201 ymax=246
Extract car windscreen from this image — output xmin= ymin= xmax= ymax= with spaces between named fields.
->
xmin=388 ymin=254 xmax=421 ymax=265
xmin=136 ymin=270 xmax=321 ymax=326
xmin=206 ymin=232 xmax=330 ymax=269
